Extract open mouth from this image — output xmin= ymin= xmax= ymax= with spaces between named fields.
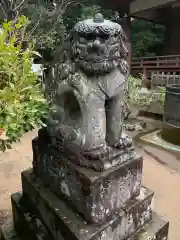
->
xmin=80 ymin=56 xmax=121 ymax=63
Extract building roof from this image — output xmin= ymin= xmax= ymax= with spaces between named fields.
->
xmin=102 ymin=0 xmax=180 ymax=24
xmin=131 ymin=0 xmax=180 ymax=24
xmin=100 ymin=0 xmax=134 ymax=11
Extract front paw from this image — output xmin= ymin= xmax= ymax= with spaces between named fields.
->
xmin=83 ymin=145 xmax=108 ymax=160
xmin=114 ymin=135 xmax=132 ymax=149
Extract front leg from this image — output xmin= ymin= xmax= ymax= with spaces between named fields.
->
xmin=106 ymin=90 xmax=132 ymax=149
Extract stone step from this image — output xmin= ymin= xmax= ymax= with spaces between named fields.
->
xmin=130 ymin=212 xmax=169 ymax=240
xmin=0 ymin=217 xmax=52 ymax=240
xmin=11 ymin=192 xmax=52 ymax=240
xmin=0 ymin=211 xmax=169 ymax=240
xmin=32 ymin=137 xmax=142 ymax=224
xmin=19 ymin=170 xmax=154 ymax=240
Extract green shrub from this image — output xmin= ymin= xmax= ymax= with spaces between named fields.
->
xmin=127 ymin=76 xmax=165 ymax=110
xmin=0 ymin=16 xmax=49 ymax=151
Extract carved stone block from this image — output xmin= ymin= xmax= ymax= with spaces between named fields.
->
xmin=129 ymin=212 xmax=169 ymax=240
xmin=11 ymin=192 xmax=53 ymax=240
xmin=1 ymin=212 xmax=169 ymax=240
xmin=1 ymin=190 xmax=168 ymax=240
xmin=32 ymin=137 xmax=142 ymax=224
xmin=20 ymin=169 xmax=155 ymax=240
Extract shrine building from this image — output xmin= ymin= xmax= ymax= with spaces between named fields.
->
xmin=102 ymin=0 xmax=180 ymax=85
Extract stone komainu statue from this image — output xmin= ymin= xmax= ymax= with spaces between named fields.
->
xmin=46 ymin=13 xmax=133 ymax=171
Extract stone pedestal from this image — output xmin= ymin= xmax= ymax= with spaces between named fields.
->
xmin=0 ymin=134 xmax=169 ymax=240
xmin=32 ymin=136 xmax=142 ymax=224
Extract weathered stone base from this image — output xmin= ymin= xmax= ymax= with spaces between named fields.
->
xmin=36 ymin=128 xmax=135 ymax=172
xmin=1 ymin=217 xmax=51 ymax=240
xmin=14 ymin=169 xmax=156 ymax=240
xmin=0 ymin=207 xmax=169 ymax=240
xmin=130 ymin=213 xmax=169 ymax=240
xmin=0 ymin=170 xmax=169 ymax=240
xmin=33 ymin=137 xmax=142 ymax=224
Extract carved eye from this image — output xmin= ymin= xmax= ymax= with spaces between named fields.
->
xmin=79 ymin=37 xmax=86 ymax=44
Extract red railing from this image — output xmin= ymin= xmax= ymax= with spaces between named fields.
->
xmin=131 ymin=54 xmax=180 ymax=73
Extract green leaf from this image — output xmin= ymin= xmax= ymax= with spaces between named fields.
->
xmin=32 ymin=51 xmax=42 ymax=58
xmin=0 ymin=16 xmax=49 ymax=152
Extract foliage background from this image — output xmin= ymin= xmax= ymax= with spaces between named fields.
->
xmin=0 ymin=1 xmax=166 ymax=60
xmin=0 ymin=1 xmax=166 ymax=59
xmin=131 ymin=19 xmax=165 ymax=57
xmin=0 ymin=16 xmax=49 ymax=151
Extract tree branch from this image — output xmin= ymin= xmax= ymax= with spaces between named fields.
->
xmin=13 ymin=0 xmax=26 ymax=11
